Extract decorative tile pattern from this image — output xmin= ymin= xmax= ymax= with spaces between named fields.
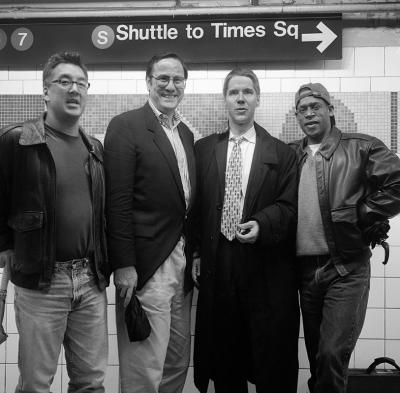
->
xmin=1 ymin=92 xmax=398 ymax=153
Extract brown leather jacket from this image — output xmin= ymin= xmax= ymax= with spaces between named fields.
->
xmin=0 ymin=115 xmax=110 ymax=290
xmin=290 ymin=126 xmax=400 ymax=264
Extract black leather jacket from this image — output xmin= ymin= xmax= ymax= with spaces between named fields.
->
xmin=0 ymin=115 xmax=110 ymax=290
xmin=290 ymin=126 xmax=400 ymax=265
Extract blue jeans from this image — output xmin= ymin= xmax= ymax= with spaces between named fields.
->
xmin=298 ymin=255 xmax=370 ymax=393
xmin=14 ymin=258 xmax=108 ymax=393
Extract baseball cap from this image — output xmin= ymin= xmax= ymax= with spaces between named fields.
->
xmin=295 ymin=83 xmax=332 ymax=108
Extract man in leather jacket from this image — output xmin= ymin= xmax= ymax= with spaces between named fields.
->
xmin=290 ymin=82 xmax=400 ymax=393
xmin=0 ymin=52 xmax=109 ymax=393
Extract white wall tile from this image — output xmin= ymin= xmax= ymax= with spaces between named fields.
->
xmin=104 ymin=365 xmax=119 ymax=393
xmin=385 ymin=246 xmax=400 ymax=277
xmin=92 ymin=69 xmax=122 ymax=80
xmin=121 ymin=68 xmax=146 ymax=80
xmin=354 ymin=339 xmax=384 ymax=368
xmin=0 ymin=338 xmax=5 ymax=363
xmin=371 ymin=77 xmax=400 ymax=92
xmin=108 ymin=79 xmax=136 ymax=94
xmin=6 ymin=304 xmax=16 ymax=333
xmin=0 ymin=364 xmax=5 ymax=391
xmin=370 ymin=248 xmax=385 ymax=277
xmin=137 ymin=79 xmax=148 ymax=94
xmin=359 ymin=308 xmax=384 ymax=339
xmin=297 ymin=369 xmax=311 ymax=393
xmin=107 ymin=305 xmax=116 ymax=334
xmin=388 ymin=216 xmax=400 ymax=246
xmin=106 ymin=284 xmax=115 ymax=305
xmin=386 ymin=278 xmax=400 ymax=308
xmin=253 ymin=69 xmax=266 ymax=79
xmin=0 ymin=81 xmax=23 ymax=94
xmin=295 ymin=61 xmax=325 ymax=78
xmin=51 ymin=367 xmax=62 ymax=393
xmin=108 ymin=334 xmax=119 ymax=365
xmin=188 ymin=70 xmax=208 ymax=79
xmin=193 ymin=79 xmax=223 ymax=94
xmin=355 ymin=47 xmax=384 ymax=76
xmin=266 ymin=62 xmax=296 ymax=78
xmin=340 ymin=77 xmax=370 ymax=92
xmin=386 ymin=309 xmax=400 ymax=339
xmin=6 ymin=284 xmax=14 ymax=304
xmin=5 ymin=334 xmax=18 ymax=364
xmin=299 ymin=314 xmax=304 ymax=338
xmin=23 ymin=80 xmax=43 ymax=95
xmin=385 ymin=47 xmax=400 ymax=76
xmin=207 ymin=70 xmax=229 ymax=79
xmin=8 ymin=70 xmax=37 ymax=80
xmin=281 ymin=78 xmax=310 ymax=92
xmin=5 ymin=364 xmax=19 ymax=393
xmin=298 ymin=338 xmax=309 ymax=368
xmin=0 ymin=67 xmax=8 ymax=80
xmin=184 ymin=79 xmax=194 ymax=94
xmin=385 ymin=339 xmax=400 ymax=363
xmin=310 ymin=78 xmax=340 ymax=93
xmin=368 ymin=277 xmax=384 ymax=308
xmin=324 ymin=47 xmax=355 ymax=77
xmin=61 ymin=364 xmax=68 ymax=393
xmin=183 ymin=366 xmax=196 ymax=393
xmin=259 ymin=78 xmax=280 ymax=93
xmin=88 ymin=80 xmax=108 ymax=94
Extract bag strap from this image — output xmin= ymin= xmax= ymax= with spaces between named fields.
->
xmin=366 ymin=357 xmax=400 ymax=374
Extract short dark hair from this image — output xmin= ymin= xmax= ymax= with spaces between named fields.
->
xmin=223 ymin=68 xmax=260 ymax=97
xmin=145 ymin=52 xmax=188 ymax=80
xmin=42 ymin=51 xmax=88 ymax=85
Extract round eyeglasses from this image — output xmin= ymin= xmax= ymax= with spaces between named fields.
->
xmin=151 ymin=75 xmax=186 ymax=89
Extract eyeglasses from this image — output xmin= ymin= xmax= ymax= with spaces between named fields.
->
xmin=50 ymin=79 xmax=90 ymax=91
xmin=151 ymin=75 xmax=186 ymax=88
xmin=296 ymin=103 xmax=324 ymax=115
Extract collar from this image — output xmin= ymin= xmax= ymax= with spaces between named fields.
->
xmin=148 ymin=98 xmax=182 ymax=129
xmin=228 ymin=125 xmax=256 ymax=144
xmin=298 ymin=126 xmax=342 ymax=160
xmin=18 ymin=113 xmax=102 ymax=162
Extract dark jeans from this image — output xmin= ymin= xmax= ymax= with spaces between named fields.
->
xmin=298 ymin=255 xmax=370 ymax=393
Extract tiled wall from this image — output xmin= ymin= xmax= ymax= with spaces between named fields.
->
xmin=2 ymin=28 xmax=400 ymax=393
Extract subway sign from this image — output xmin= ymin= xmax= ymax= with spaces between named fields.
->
xmin=0 ymin=14 xmax=342 ymax=66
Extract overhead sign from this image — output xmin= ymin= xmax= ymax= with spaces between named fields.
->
xmin=0 ymin=14 xmax=342 ymax=66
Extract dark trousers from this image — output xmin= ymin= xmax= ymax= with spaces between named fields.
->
xmin=212 ymin=235 xmax=250 ymax=393
xmin=298 ymin=255 xmax=370 ymax=393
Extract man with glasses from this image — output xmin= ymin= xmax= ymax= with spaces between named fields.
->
xmin=104 ymin=52 xmax=195 ymax=393
xmin=0 ymin=51 xmax=109 ymax=392
xmin=290 ymin=82 xmax=400 ymax=393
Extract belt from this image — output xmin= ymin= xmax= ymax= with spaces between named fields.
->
xmin=54 ymin=257 xmax=92 ymax=270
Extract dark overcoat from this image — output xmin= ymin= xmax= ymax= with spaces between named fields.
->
xmin=193 ymin=123 xmax=299 ymax=393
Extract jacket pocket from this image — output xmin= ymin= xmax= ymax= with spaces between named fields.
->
xmin=8 ymin=211 xmax=44 ymax=274
xmin=331 ymin=206 xmax=366 ymax=259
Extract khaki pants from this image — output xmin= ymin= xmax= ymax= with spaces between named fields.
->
xmin=116 ymin=238 xmax=192 ymax=393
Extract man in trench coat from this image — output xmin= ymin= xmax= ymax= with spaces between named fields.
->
xmin=192 ymin=68 xmax=299 ymax=393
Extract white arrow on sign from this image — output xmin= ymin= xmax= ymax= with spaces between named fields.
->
xmin=301 ymin=22 xmax=337 ymax=53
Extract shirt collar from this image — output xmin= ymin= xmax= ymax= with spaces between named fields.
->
xmin=228 ymin=125 xmax=256 ymax=144
xmin=148 ymin=98 xmax=182 ymax=129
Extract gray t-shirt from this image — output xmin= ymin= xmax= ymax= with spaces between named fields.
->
xmin=296 ymin=145 xmax=329 ymax=256
xmin=45 ymin=124 xmax=93 ymax=261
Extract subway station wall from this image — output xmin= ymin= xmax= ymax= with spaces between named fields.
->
xmin=1 ymin=26 xmax=400 ymax=393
